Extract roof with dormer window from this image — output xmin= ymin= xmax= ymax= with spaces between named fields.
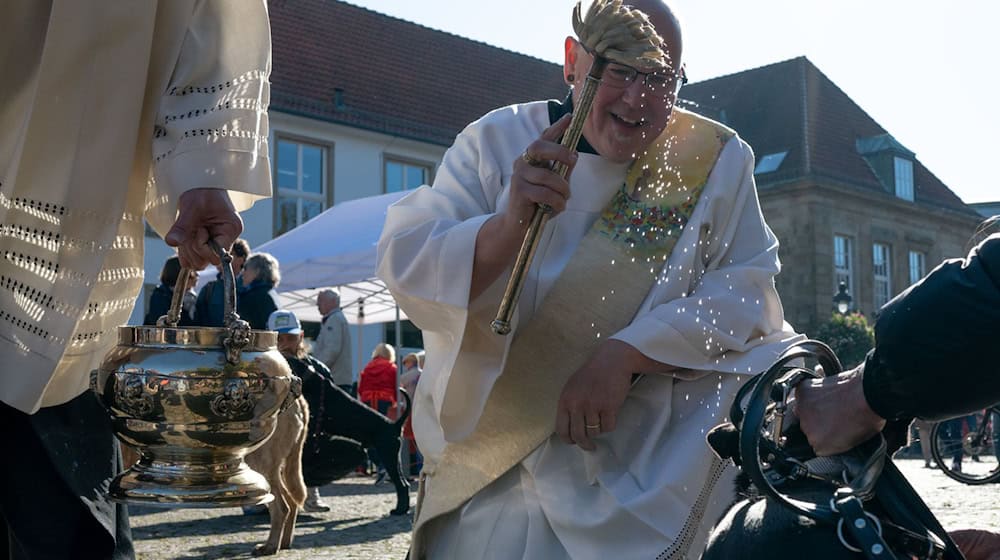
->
xmin=269 ymin=4 xmax=977 ymax=216
xmin=681 ymin=57 xmax=976 ymax=215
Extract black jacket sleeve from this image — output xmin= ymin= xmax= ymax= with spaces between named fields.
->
xmin=193 ymin=279 xmax=218 ymax=327
xmin=236 ymin=285 xmax=280 ymax=330
xmin=143 ymin=285 xmax=172 ymax=326
xmin=862 ymin=233 xmax=1000 ymax=421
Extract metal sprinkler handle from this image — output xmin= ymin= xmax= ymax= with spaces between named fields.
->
xmin=491 ymin=57 xmax=609 ymax=335
xmin=160 ymin=240 xmax=251 ymax=363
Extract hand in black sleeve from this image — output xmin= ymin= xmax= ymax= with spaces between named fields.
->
xmin=862 ymin=233 xmax=1000 ymax=421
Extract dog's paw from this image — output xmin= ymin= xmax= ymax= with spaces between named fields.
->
xmin=389 ymin=506 xmax=409 ymax=516
xmin=252 ymin=543 xmax=279 ymax=556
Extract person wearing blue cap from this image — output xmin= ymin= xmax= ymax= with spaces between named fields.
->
xmin=266 ymin=309 xmax=414 ymax=518
xmin=268 ymin=309 xmax=304 ymax=338
xmin=267 ymin=309 xmax=331 ymax=513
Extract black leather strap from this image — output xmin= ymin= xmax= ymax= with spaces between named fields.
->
xmin=732 ymin=340 xmax=960 ymax=560
xmin=834 ymin=491 xmax=948 ymax=560
xmin=879 ymin=521 xmax=947 ymax=560
xmin=835 ymin=492 xmax=899 ymax=559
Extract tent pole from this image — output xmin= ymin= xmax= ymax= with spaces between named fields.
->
xmin=394 ymin=306 xmax=402 ymax=363
xmin=394 ymin=305 xmax=402 ymax=407
xmin=356 ymin=299 xmax=364 ymax=394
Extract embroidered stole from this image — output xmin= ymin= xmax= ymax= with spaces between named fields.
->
xmin=412 ymin=109 xmax=734 ymax=555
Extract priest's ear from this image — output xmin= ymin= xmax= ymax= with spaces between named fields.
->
xmin=564 ymin=37 xmax=583 ymax=86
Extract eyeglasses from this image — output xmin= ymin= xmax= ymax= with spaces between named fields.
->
xmin=601 ymin=61 xmax=688 ymax=94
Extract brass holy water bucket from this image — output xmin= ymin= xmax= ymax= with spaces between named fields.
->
xmin=90 ymin=242 xmax=300 ymax=507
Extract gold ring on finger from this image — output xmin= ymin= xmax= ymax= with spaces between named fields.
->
xmin=521 ymin=151 xmax=543 ymax=167
xmin=585 ymin=422 xmax=601 ymax=430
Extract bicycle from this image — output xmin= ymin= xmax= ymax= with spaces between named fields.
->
xmin=929 ymin=405 xmax=1000 ymax=485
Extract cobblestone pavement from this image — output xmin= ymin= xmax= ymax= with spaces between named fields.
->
xmin=130 ymin=475 xmax=413 ymax=560
xmin=131 ymin=459 xmax=998 ymax=559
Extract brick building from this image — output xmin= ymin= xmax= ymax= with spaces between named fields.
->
xmin=682 ymin=58 xmax=983 ymax=333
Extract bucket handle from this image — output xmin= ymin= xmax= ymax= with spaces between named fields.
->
xmin=160 ymin=240 xmax=251 ymax=365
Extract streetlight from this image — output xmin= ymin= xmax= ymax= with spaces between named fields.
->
xmin=833 ymin=281 xmax=852 ymax=315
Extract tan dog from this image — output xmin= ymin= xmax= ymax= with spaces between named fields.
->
xmin=246 ymin=394 xmax=309 ymax=556
xmin=119 ymin=396 xmax=309 ymax=555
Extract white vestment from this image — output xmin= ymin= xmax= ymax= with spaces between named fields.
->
xmin=0 ymin=0 xmax=272 ymax=413
xmin=377 ymin=101 xmax=802 ymax=559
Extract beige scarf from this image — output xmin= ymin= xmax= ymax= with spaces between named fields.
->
xmin=411 ymin=108 xmax=734 ymax=557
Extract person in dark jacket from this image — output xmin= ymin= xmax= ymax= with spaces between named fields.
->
xmin=796 ymin=227 xmax=1000 ymax=454
xmin=193 ymin=238 xmax=250 ymax=327
xmin=143 ymin=255 xmax=196 ymax=326
xmin=236 ymin=252 xmax=281 ymax=330
xmin=795 ymin=224 xmax=1000 ymax=558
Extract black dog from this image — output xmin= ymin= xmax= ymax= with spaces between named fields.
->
xmin=702 ymin=417 xmax=960 ymax=559
xmin=703 ymin=474 xmax=859 ymax=559
xmin=290 ymin=355 xmax=411 ymax=516
xmin=703 ymin=469 xmax=960 ymax=560
xmin=702 ymin=424 xmax=852 ymax=559
xmin=315 ymin=385 xmax=411 ymax=516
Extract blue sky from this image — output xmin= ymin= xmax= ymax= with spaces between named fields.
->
xmin=348 ymin=0 xmax=998 ymax=204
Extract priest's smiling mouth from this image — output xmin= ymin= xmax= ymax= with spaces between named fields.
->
xmin=612 ymin=113 xmax=645 ymax=127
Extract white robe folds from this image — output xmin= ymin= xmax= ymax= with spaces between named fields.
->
xmin=377 ymin=101 xmax=802 ymax=559
xmin=0 ymin=0 xmax=272 ymax=413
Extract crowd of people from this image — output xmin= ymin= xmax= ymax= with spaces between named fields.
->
xmin=142 ymin=237 xmax=428 ymax=522
xmin=143 ymin=239 xmax=284 ymax=331
xmin=144 ymin=243 xmax=424 ymax=510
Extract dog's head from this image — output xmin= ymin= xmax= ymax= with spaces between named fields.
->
xmin=704 ymin=420 xmax=860 ymax=558
xmin=703 ymin=488 xmax=856 ymax=560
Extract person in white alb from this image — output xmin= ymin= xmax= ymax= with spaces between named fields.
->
xmin=376 ymin=1 xmax=802 ymax=558
xmin=0 ymin=2 xmax=272 ymax=557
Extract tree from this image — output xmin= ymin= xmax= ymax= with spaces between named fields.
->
xmin=813 ymin=312 xmax=875 ymax=369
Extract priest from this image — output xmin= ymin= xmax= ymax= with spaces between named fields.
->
xmin=377 ymin=1 xmax=801 ymax=558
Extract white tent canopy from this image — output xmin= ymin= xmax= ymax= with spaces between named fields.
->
xmin=265 ymin=280 xmax=400 ymax=325
xmin=201 ymin=190 xmax=409 ymax=325
xmin=257 ymin=190 xmax=408 ymax=324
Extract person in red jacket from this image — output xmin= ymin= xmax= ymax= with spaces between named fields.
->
xmin=359 ymin=343 xmax=399 ymax=416
xmin=358 ymin=343 xmax=399 ymax=483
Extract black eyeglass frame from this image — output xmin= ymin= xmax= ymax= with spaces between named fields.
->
xmin=604 ymin=61 xmax=688 ymax=93
xmin=580 ymin=44 xmax=688 ymax=94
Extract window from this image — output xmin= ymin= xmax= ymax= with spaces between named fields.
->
xmin=908 ymin=250 xmax=926 ymax=285
xmin=873 ymin=243 xmax=892 ymax=309
xmin=894 ymin=157 xmax=914 ymax=201
xmin=384 ymin=158 xmax=431 ymax=193
xmin=754 ymin=151 xmax=787 ymax=175
xmin=275 ymin=138 xmax=329 ymax=236
xmin=833 ymin=235 xmax=854 ymax=309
